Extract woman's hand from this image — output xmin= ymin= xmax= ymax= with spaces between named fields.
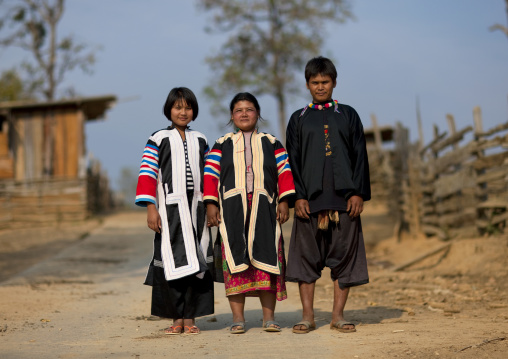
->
xmin=295 ymin=199 xmax=310 ymax=219
xmin=206 ymin=203 xmax=221 ymax=227
xmin=276 ymin=199 xmax=289 ymax=224
xmin=147 ymin=203 xmax=161 ymax=233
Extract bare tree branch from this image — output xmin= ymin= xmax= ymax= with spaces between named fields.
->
xmin=0 ymin=0 xmax=97 ymax=100
xmin=199 ymin=0 xmax=352 ymax=142
xmin=489 ymin=24 xmax=508 ymax=37
xmin=490 ymin=0 xmax=508 ymax=40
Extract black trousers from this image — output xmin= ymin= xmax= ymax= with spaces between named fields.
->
xmin=286 ymin=212 xmax=369 ymax=289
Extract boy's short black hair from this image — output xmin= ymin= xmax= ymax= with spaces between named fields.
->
xmin=304 ymin=56 xmax=337 ymax=83
xmin=163 ymin=87 xmax=199 ymax=121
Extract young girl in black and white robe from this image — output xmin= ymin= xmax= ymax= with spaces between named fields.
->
xmin=135 ymin=87 xmax=213 ymax=335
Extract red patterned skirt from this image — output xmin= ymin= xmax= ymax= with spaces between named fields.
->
xmin=220 ymin=193 xmax=287 ymax=301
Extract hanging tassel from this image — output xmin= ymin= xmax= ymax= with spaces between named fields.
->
xmin=329 ymin=210 xmax=340 ymax=224
xmin=318 ymin=210 xmax=329 ymax=230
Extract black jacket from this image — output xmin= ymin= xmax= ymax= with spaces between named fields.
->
xmin=286 ymin=102 xmax=371 ymax=202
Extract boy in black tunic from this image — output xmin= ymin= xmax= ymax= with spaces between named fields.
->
xmin=285 ymin=56 xmax=371 ymax=334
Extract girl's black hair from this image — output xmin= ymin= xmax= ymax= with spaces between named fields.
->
xmin=228 ymin=92 xmax=264 ymax=127
xmin=304 ymin=56 xmax=337 ymax=83
xmin=163 ymin=87 xmax=199 ymax=121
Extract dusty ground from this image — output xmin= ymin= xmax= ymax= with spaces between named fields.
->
xmin=0 ymin=204 xmax=507 ymax=358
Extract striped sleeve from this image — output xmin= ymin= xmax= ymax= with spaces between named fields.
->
xmin=274 ymin=142 xmax=296 ymax=202
xmin=203 ymin=143 xmax=222 ymax=205
xmin=135 ymin=140 xmax=159 ymax=207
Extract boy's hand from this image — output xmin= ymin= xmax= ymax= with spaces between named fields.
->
xmin=347 ymin=195 xmax=364 ymax=218
xmin=147 ymin=203 xmax=161 ymax=233
xmin=206 ymin=203 xmax=221 ymax=227
xmin=276 ymin=199 xmax=289 ymax=224
xmin=295 ymin=199 xmax=310 ymax=219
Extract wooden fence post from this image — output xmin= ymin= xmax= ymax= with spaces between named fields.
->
xmin=446 ymin=114 xmax=458 ymax=150
xmin=416 ymin=96 xmax=424 ymax=151
xmin=473 ymin=106 xmax=483 ymax=139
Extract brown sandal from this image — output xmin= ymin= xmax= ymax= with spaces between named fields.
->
xmin=330 ymin=320 xmax=356 ymax=333
xmin=164 ymin=325 xmax=183 ymax=335
xmin=184 ymin=325 xmax=200 ymax=335
xmin=292 ymin=320 xmax=316 ymax=334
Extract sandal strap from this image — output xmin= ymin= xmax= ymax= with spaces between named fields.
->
xmin=164 ymin=325 xmax=183 ymax=334
xmin=332 ymin=320 xmax=355 ymax=328
xmin=230 ymin=322 xmax=245 ymax=329
xmin=293 ymin=320 xmax=312 ymax=329
xmin=184 ymin=325 xmax=200 ymax=333
xmin=263 ymin=320 xmax=280 ymax=328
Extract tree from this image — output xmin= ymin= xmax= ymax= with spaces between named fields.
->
xmin=0 ymin=69 xmax=30 ymax=101
xmin=198 ymin=0 xmax=354 ymax=143
xmin=490 ymin=0 xmax=508 ymax=40
xmin=0 ymin=0 xmax=96 ymax=100
xmin=116 ymin=166 xmax=139 ymax=209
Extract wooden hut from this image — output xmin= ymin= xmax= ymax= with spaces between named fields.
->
xmin=0 ymin=95 xmax=116 ymax=229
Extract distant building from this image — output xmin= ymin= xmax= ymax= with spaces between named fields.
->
xmin=0 ymin=95 xmax=117 ymax=229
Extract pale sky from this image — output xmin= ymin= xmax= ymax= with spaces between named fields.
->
xmin=1 ymin=1 xmax=507 ymax=191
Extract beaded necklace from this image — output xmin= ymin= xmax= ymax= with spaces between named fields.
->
xmin=308 ymin=100 xmax=338 ymax=110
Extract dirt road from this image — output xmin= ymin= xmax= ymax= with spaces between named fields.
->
xmin=1 ymin=208 xmax=507 ymax=358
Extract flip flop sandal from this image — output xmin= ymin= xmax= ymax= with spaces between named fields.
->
xmin=330 ymin=320 xmax=356 ymax=333
xmin=164 ymin=325 xmax=183 ymax=335
xmin=184 ymin=325 xmax=200 ymax=335
xmin=292 ymin=320 xmax=316 ymax=334
xmin=262 ymin=320 xmax=281 ymax=332
xmin=229 ymin=322 xmax=246 ymax=334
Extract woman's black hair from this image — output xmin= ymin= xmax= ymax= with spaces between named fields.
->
xmin=304 ymin=56 xmax=337 ymax=83
xmin=228 ymin=92 xmax=265 ymax=127
xmin=229 ymin=92 xmax=260 ymax=113
xmin=163 ymin=87 xmax=199 ymax=121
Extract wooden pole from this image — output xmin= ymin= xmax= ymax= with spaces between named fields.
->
xmin=473 ymin=106 xmax=483 ymax=139
xmin=392 ymin=242 xmax=452 ymax=272
xmin=473 ymin=106 xmax=487 ymax=203
xmin=446 ymin=114 xmax=458 ymax=150
xmin=416 ymin=96 xmax=424 ymax=151
xmin=370 ymin=113 xmax=383 ymax=152
xmin=432 ymin=124 xmax=440 ymax=158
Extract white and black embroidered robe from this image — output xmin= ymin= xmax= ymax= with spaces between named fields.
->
xmin=203 ymin=130 xmax=295 ymax=275
xmin=135 ymin=127 xmax=212 ymax=282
